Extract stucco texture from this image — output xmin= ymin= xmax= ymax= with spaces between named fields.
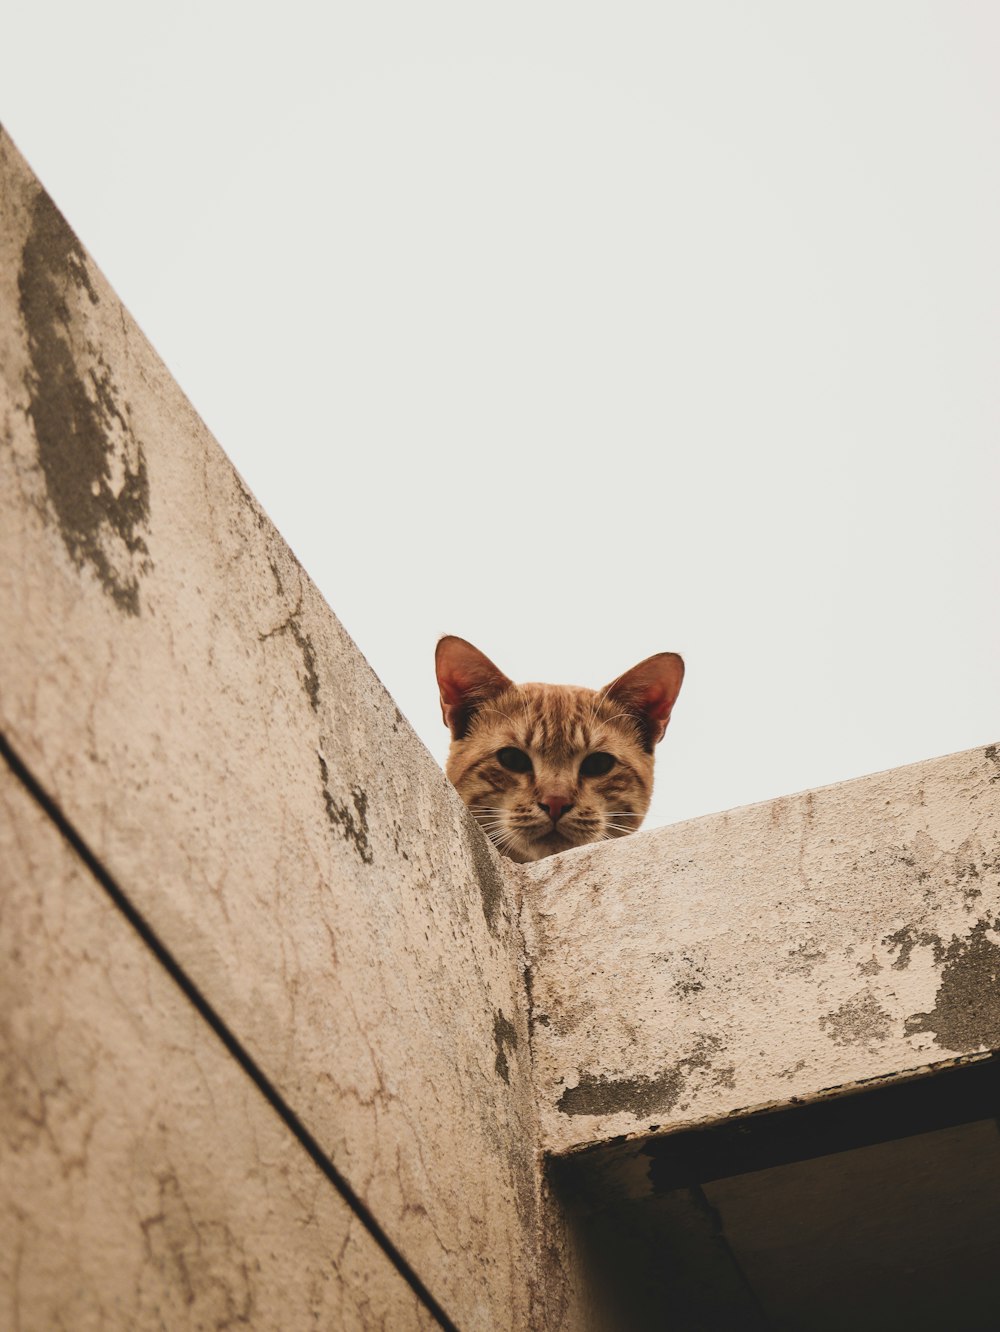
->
xmin=0 ymin=767 xmax=434 ymax=1332
xmin=0 ymin=128 xmax=594 ymax=1330
xmin=6 ymin=119 xmax=999 ymax=1331
xmin=523 ymin=744 xmax=1000 ymax=1157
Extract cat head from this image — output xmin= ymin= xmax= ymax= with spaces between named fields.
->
xmin=436 ymin=636 xmax=684 ymax=863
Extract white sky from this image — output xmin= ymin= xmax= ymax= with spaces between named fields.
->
xmin=5 ymin=2 xmax=998 ymax=828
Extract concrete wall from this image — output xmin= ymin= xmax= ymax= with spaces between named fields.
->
xmin=0 ymin=765 xmax=435 ymax=1331
xmin=0 ymin=128 xmax=596 ymax=1332
xmin=3 ymin=123 xmax=998 ymax=1330
xmin=523 ymin=744 xmax=1000 ymax=1158
xmin=520 ymin=747 xmax=1000 ymax=1330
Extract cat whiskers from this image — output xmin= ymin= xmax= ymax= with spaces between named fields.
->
xmin=478 ymin=706 xmax=522 ymax=732
xmin=489 ymin=826 xmax=524 ymax=856
xmin=475 ymin=819 xmax=511 ymax=837
xmin=599 ymin=709 xmax=645 ymax=731
xmin=474 ymin=815 xmax=511 ymax=836
xmin=472 ymin=808 xmax=524 ymax=852
xmin=586 ymin=684 xmax=612 ymax=728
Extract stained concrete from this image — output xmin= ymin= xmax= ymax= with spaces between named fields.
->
xmin=521 ymin=744 xmax=1000 ymax=1158
xmin=3 ymin=120 xmax=999 ymax=1329
xmin=521 ymin=743 xmax=1000 ymax=1326
xmin=0 ymin=767 xmax=434 ymax=1332
xmin=529 ymin=749 xmax=1000 ymax=1328
xmin=0 ymin=128 xmax=599 ymax=1331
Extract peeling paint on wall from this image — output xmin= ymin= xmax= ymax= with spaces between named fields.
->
xmin=905 ymin=918 xmax=1000 ymax=1051
xmin=780 ymin=940 xmax=827 ymax=977
xmin=557 ymin=1036 xmax=732 ymax=1118
xmin=17 ymin=190 xmax=151 ymax=614
xmin=819 ymin=991 xmax=892 ymax=1048
xmin=318 ymin=753 xmax=373 ymax=865
xmin=883 ymin=924 xmax=944 ymax=971
xmin=867 ymin=835 xmax=999 ymax=917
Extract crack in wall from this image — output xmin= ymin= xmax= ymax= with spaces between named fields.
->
xmin=262 ymin=557 xmax=321 ymax=712
xmin=318 ymin=753 xmax=373 ymax=865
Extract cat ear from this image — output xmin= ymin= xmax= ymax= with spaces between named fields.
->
xmin=435 ymin=636 xmax=513 ymax=739
xmin=603 ymin=652 xmax=685 ymax=750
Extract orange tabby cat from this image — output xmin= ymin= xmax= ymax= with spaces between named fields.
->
xmin=436 ymin=636 xmax=684 ymax=863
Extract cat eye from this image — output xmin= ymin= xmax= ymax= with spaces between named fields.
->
xmin=496 ymin=747 xmax=533 ymax=773
xmin=580 ymin=751 xmax=616 ymax=777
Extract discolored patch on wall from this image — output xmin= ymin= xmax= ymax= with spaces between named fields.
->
xmin=493 ymin=1009 xmax=518 ymax=1084
xmin=883 ymin=924 xmax=945 ymax=971
xmin=864 ymin=835 xmax=1000 ymax=920
xmin=905 ymin=918 xmax=1000 ymax=1052
xmin=819 ymin=990 xmax=892 ymax=1048
xmin=671 ymin=954 xmax=707 ymax=998
xmin=558 ymin=1036 xmax=725 ymax=1118
xmin=779 ymin=940 xmax=827 ymax=977
xmin=318 ymin=753 xmax=373 ymax=865
xmin=17 ymin=189 xmax=151 ymax=614
xmin=261 ymin=558 xmax=321 ymax=712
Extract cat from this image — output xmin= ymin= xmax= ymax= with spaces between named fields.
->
xmin=435 ymin=636 xmax=684 ymax=863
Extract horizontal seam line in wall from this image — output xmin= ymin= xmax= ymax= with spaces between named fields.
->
xmin=0 ymin=729 xmax=461 ymax=1332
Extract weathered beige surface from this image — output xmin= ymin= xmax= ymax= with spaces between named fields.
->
xmin=8 ymin=118 xmax=998 ymax=1330
xmin=523 ymin=744 xmax=1000 ymax=1156
xmin=0 ymin=766 xmax=433 ymax=1332
xmin=0 ymin=128 xmax=595 ymax=1330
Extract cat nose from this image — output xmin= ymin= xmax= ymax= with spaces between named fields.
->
xmin=539 ymin=796 xmax=573 ymax=823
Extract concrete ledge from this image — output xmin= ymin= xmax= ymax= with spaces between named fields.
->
xmin=523 ymin=743 xmax=1000 ymax=1159
xmin=524 ymin=746 xmax=1000 ymax=1327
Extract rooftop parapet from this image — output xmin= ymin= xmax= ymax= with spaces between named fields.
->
xmin=522 ymin=746 xmax=1000 ymax=1328
xmin=525 ymin=744 xmax=1000 ymax=1159
xmin=3 ymin=121 xmax=998 ymax=1330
